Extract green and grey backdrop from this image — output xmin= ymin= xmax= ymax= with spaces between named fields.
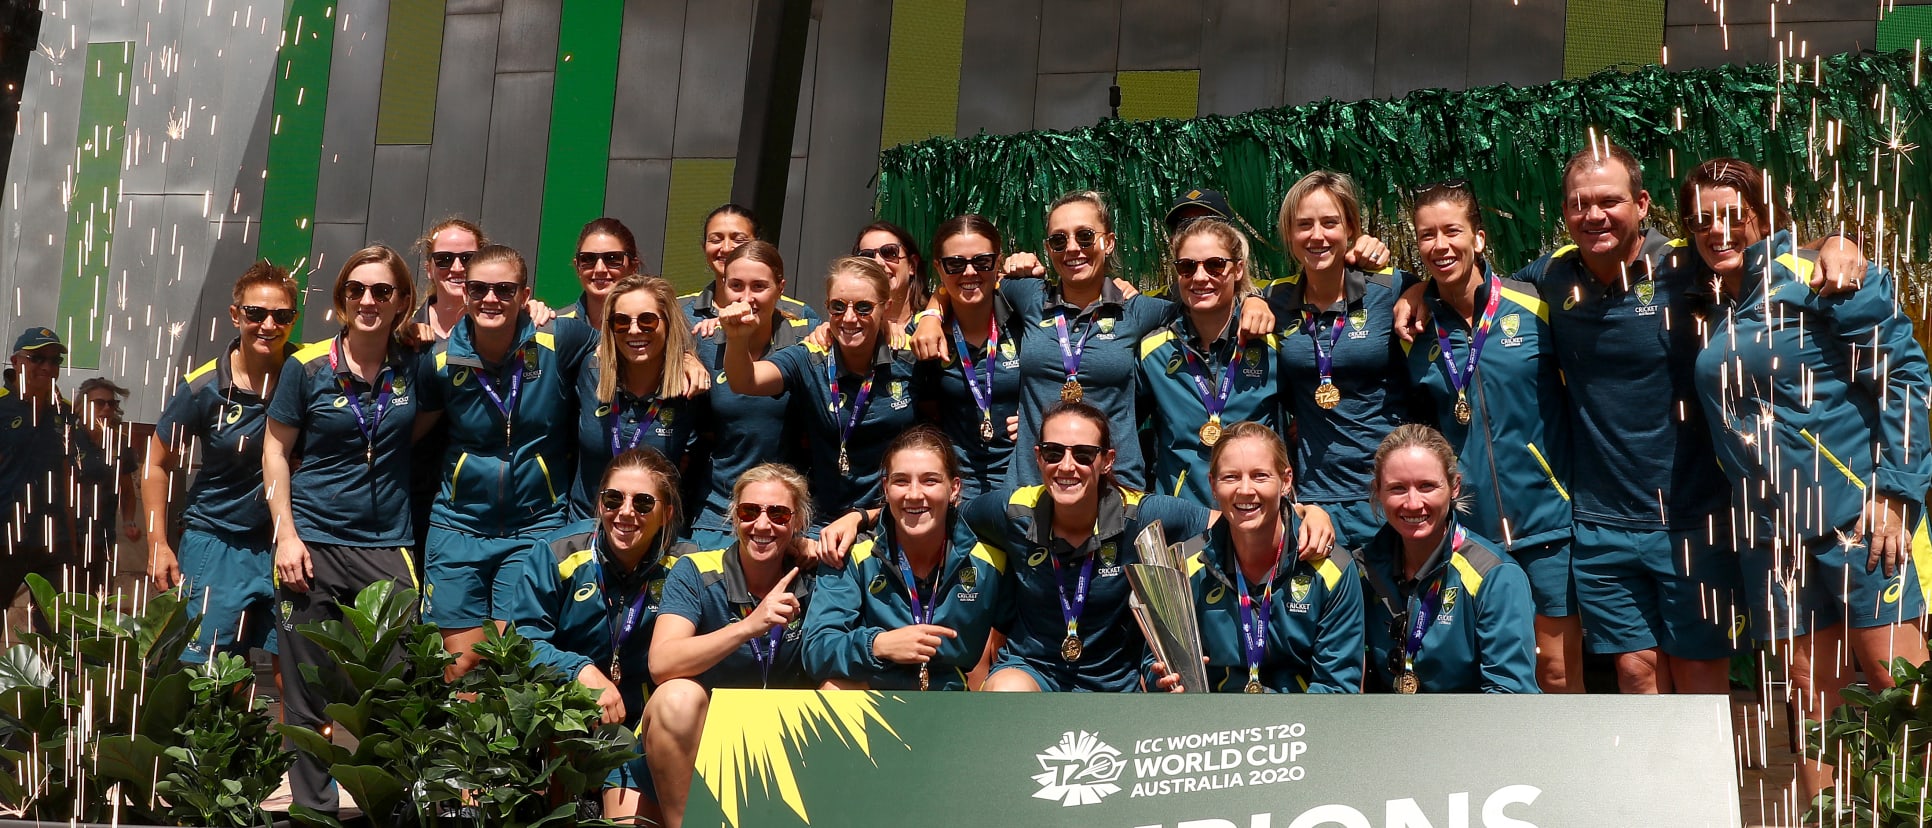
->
xmin=3 ymin=0 xmax=1929 ymax=419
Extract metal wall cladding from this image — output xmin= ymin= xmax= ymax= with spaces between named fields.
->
xmin=957 ymin=0 xmax=1041 ymax=136
xmin=794 ymin=0 xmax=892 ymax=299
xmin=313 ymin=0 xmax=392 ymax=226
xmin=609 ymin=0 xmax=687 ymax=161
xmin=118 ymin=0 xmax=180 ymax=198
xmin=1285 ymin=0 xmax=1378 ymax=104
xmin=367 ymin=144 xmax=433 ymax=252
xmin=423 ymin=12 xmax=501 ymax=227
xmin=1037 ymin=0 xmax=1120 ymax=74
xmin=1033 ymin=71 xmax=1114 ymax=131
xmin=495 ymin=0 xmax=562 ymax=73
xmin=3 ymin=12 xmax=91 ymax=337
xmin=479 ymin=71 xmax=556 ymax=261
xmin=671 ymin=0 xmax=755 ymax=158
xmin=605 ymin=158 xmax=673 ymax=273
xmin=1373 ymin=0 xmax=1472 ymax=97
xmin=1119 ymin=0 xmax=1201 ymax=71
xmin=1199 ymin=0 xmax=1288 ymax=116
xmin=1467 ymin=0 xmax=1563 ymax=89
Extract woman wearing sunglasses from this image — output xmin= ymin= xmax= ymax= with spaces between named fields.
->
xmin=679 ymin=204 xmax=818 ymax=333
xmin=1137 ymin=217 xmax=1285 ymax=503
xmin=852 ymin=221 xmax=928 ymax=332
xmin=722 ymin=256 xmax=918 ymax=535
xmin=570 ymin=274 xmax=703 ymax=522
xmin=411 ymin=245 xmax=598 ymax=679
xmin=1682 ymin=158 xmax=1931 ymax=802
xmin=685 ymin=242 xmax=813 ymax=550
xmin=913 ymin=192 xmax=1274 ymax=491
xmin=563 ymin=217 xmax=642 ymax=324
xmin=1269 ymin=171 xmax=1412 ymax=549
xmin=645 ymin=462 xmax=817 ymax=827
xmin=1359 ymin=425 xmax=1538 ymax=693
xmin=1401 ymin=183 xmax=1581 ymax=694
xmin=144 ymin=261 xmax=301 ymax=669
xmin=262 ymin=246 xmax=423 ymax=816
xmin=415 ymin=217 xmax=486 ymax=341
xmin=806 ymin=426 xmax=1007 ymax=690
xmin=505 ymin=448 xmax=693 ymax=824
xmin=913 ymin=214 xmax=1022 ymax=500
xmin=1153 ymin=422 xmax=1364 ymax=694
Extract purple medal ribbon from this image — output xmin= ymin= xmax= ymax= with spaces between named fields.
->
xmin=949 ymin=318 xmax=997 ymax=429
xmin=1049 ymin=551 xmax=1097 ymax=646
xmin=745 ymin=615 xmax=787 ymax=689
xmin=1432 ymin=276 xmax=1504 ymax=403
xmin=476 ymin=349 xmax=524 ymax=445
xmin=607 ymin=394 xmax=664 ymax=456
xmin=826 ymin=350 xmax=876 ymax=446
xmin=591 ymin=536 xmax=655 ymax=654
xmin=1181 ymin=342 xmax=1239 ymax=423
xmin=1301 ymin=311 xmax=1345 ymax=388
xmin=1052 ymin=311 xmax=1097 ymax=384
xmin=1234 ymin=533 xmax=1285 ymax=690
xmin=1402 ymin=526 xmax=1465 ymax=676
xmin=328 ymin=337 xmax=395 ymax=462
xmin=894 ymin=543 xmax=941 ymax=627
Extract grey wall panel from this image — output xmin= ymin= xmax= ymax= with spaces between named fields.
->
xmin=1032 ymin=72 xmax=1113 ymax=131
xmin=1374 ymin=0 xmax=1471 ymax=97
xmin=423 ymin=13 xmax=500 ymax=226
xmin=1466 ymin=0 xmax=1562 ymax=88
xmin=793 ymin=0 xmax=892 ymax=288
xmin=210 ymin=0 xmax=288 ymax=199
xmin=671 ymin=0 xmax=754 ymax=157
xmin=448 ymin=0 xmax=503 ymax=12
xmin=604 ymin=158 xmax=672 ymax=273
xmin=1667 ymin=0 xmax=1876 ymax=24
xmin=609 ymin=0 xmax=687 ymax=160
xmin=1663 ymin=24 xmax=1775 ymax=69
xmin=790 ymin=19 xmax=820 ymax=155
xmin=313 ymin=0 xmax=392 ymax=225
xmin=957 ymin=0 xmax=1041 ymax=135
xmin=3 ymin=13 xmax=92 ymax=339
xmin=1781 ymin=21 xmax=1880 ymax=58
xmin=1199 ymin=0 xmax=1287 ymax=115
xmin=1119 ymin=0 xmax=1201 ymax=71
xmin=301 ymin=222 xmax=376 ymax=342
xmin=83 ymin=0 xmax=140 ymax=42
xmin=780 ymin=157 xmax=808 ymax=286
xmin=366 ymin=144 xmax=432 ymax=251
xmin=1038 ymin=0 xmax=1120 ymax=74
xmin=185 ymin=78 xmax=279 ymax=380
xmin=117 ymin=0 xmax=181 ymax=197
xmin=479 ymin=71 xmax=554 ymax=261
xmin=1284 ymin=0 xmax=1377 ymax=104
xmin=495 ymin=0 xmax=561 ymax=73
xmin=101 ymin=194 xmax=210 ymax=419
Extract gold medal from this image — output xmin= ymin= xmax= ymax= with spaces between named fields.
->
xmin=1061 ymin=634 xmax=1083 ymax=662
xmin=980 ymin=417 xmax=996 ymax=442
xmin=838 ymin=446 xmax=850 ymax=475
xmin=1060 ymin=379 xmax=1083 ymax=402
xmin=1314 ymin=382 xmax=1341 ymax=409
xmin=1453 ymin=394 xmax=1472 ymax=425
xmin=610 ymin=660 xmax=622 ymax=684
xmin=1396 ymin=671 xmax=1420 ymax=694
xmin=1244 ymin=679 xmax=1264 ymax=694
xmin=918 ymin=664 xmax=931 ymax=691
xmin=1199 ymin=420 xmax=1222 ymax=447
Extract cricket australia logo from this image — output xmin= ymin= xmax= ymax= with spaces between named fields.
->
xmin=1032 ymin=731 xmax=1125 ymax=807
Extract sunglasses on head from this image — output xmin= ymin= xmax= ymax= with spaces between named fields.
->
xmin=827 ymin=299 xmax=877 ymax=318
xmin=855 ymin=243 xmax=905 ymax=262
xmin=344 ymin=281 xmax=397 ymax=302
xmin=576 ymin=251 xmax=630 ymax=269
xmin=610 ymin=311 xmax=662 ymax=332
xmin=1045 ymin=228 xmax=1102 ymax=253
xmin=429 ymin=251 xmax=475 ymax=269
xmin=1036 ymin=442 xmax=1102 ymax=466
xmin=238 ymin=305 xmax=298 ymax=325
xmin=1413 ymin=178 xmax=1473 ymax=197
xmin=465 ymin=281 xmax=521 ymax=302
xmin=735 ymin=503 xmax=795 ymax=525
xmin=1175 ymin=257 xmax=1237 ymax=277
xmin=599 ymin=488 xmax=658 ymax=516
xmin=940 ymin=254 xmax=998 ymax=275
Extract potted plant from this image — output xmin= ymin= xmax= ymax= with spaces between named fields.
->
xmin=277 ymin=581 xmax=634 ymax=828
xmin=1805 ymin=657 xmax=1932 ymax=827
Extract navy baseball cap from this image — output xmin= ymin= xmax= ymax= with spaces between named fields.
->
xmin=1164 ymin=189 xmax=1234 ymax=231
xmin=12 ymin=327 xmax=63 ymax=353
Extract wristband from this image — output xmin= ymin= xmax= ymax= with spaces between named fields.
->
xmin=914 ymin=309 xmax=944 ymax=324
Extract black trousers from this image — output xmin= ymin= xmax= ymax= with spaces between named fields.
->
xmin=275 ymin=542 xmax=418 ymax=815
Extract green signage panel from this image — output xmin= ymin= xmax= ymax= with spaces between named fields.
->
xmin=686 ymin=692 xmax=1739 ymax=828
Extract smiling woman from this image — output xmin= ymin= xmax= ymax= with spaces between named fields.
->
xmin=569 ymin=273 xmax=702 ymax=522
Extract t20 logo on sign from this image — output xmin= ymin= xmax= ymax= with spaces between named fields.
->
xmin=1033 ymin=730 xmax=1126 ymax=807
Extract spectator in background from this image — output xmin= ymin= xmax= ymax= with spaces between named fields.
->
xmin=75 ymin=377 xmax=140 ymax=589
xmin=0 ymin=328 xmax=110 ymax=603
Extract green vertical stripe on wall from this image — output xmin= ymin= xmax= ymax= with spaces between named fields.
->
xmin=1563 ymin=0 xmax=1662 ymax=78
xmin=534 ymin=0 xmax=625 ymax=305
xmin=879 ymin=0 xmax=965 ymax=149
xmin=1878 ymin=8 xmax=1932 ymax=53
xmin=55 ymin=41 xmax=134 ymax=370
xmin=375 ymin=0 xmax=445 ymax=145
xmin=663 ymin=158 xmax=736 ymax=295
xmin=1116 ymin=71 xmax=1199 ymax=122
xmin=258 ymin=0 xmax=338 ymax=290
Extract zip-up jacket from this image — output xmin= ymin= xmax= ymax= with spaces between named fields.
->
xmin=1177 ymin=511 xmax=1365 ymax=693
xmin=1137 ymin=304 xmax=1282 ymax=502
xmin=1359 ymin=523 xmax=1538 ymax=693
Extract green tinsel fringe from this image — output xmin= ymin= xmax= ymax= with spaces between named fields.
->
xmin=877 ymin=50 xmax=1932 ymax=290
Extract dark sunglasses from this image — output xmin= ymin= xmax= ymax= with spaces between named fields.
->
xmin=429 ymin=251 xmax=475 ymax=269
xmin=86 ymin=397 xmax=122 ymax=410
xmin=344 ymin=281 xmax=397 ymax=302
xmin=1036 ymin=442 xmax=1102 ymax=466
xmin=599 ymin=489 xmax=658 ymax=516
xmin=735 ymin=503 xmax=795 ymax=526
xmin=1045 ymin=228 xmax=1102 ymax=253
xmin=576 ymin=251 xmax=630 ymax=269
xmin=465 ymin=281 xmax=521 ymax=302
xmin=827 ymin=299 xmax=877 ymax=318
xmin=1175 ymin=257 xmax=1237 ymax=277
xmin=610 ymin=311 xmax=662 ymax=332
xmin=22 ymin=351 xmax=63 ymax=367
xmin=1684 ymin=208 xmax=1753 ymax=234
xmin=238 ymin=305 xmax=297 ymax=325
xmin=855 ymin=243 xmax=905 ymax=262
xmin=940 ymin=254 xmax=998 ymax=275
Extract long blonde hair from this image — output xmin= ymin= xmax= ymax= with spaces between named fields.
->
xmin=731 ymin=462 xmax=815 ymax=551
xmin=595 ymin=274 xmax=694 ymax=403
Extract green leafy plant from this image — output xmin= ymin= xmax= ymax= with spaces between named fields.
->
xmin=279 ymin=580 xmax=633 ymax=828
xmin=1805 ymin=657 xmax=1932 ymax=827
